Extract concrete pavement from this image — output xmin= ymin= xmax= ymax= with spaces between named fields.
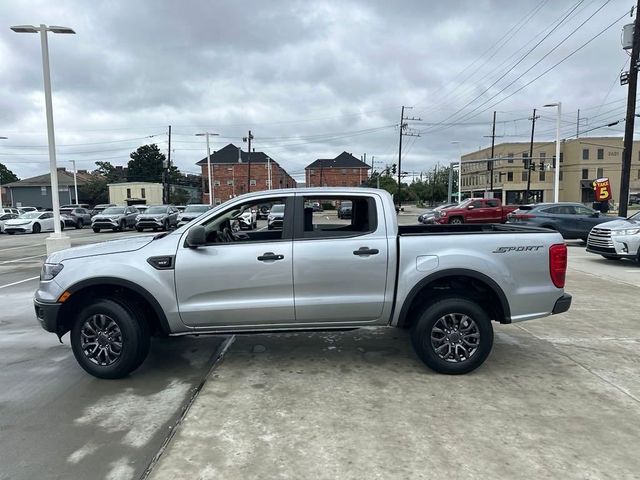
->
xmin=148 ymin=248 xmax=640 ymax=480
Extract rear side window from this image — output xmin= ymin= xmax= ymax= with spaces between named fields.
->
xmin=300 ymin=196 xmax=377 ymax=239
xmin=486 ymin=200 xmax=499 ymax=207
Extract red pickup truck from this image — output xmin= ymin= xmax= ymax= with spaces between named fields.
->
xmin=435 ymin=198 xmax=519 ymax=224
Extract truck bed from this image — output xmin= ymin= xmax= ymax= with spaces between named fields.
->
xmin=398 ymin=223 xmax=549 ymax=236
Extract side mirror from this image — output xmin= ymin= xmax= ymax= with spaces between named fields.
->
xmin=185 ymin=225 xmax=206 ymax=248
xmin=467 ymin=205 xmax=475 ymax=210
xmin=592 ymin=211 xmax=600 ymax=217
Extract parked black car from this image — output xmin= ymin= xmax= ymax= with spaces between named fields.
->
xmin=60 ymin=207 xmax=92 ymax=229
xmin=506 ymin=202 xmax=623 ymax=241
xmin=337 ymin=200 xmax=352 ymax=219
xmin=136 ymin=205 xmax=180 ymax=231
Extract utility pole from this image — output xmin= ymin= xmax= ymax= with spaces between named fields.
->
xmin=166 ymin=125 xmax=172 ymax=204
xmin=483 ymin=111 xmax=502 ymax=193
xmin=243 ymin=130 xmax=253 ymax=192
xmin=397 ymin=106 xmax=421 ymax=208
xmin=525 ymin=108 xmax=539 ymax=202
xmin=576 ymin=109 xmax=580 ymax=138
xmin=69 ymin=159 xmax=78 ymax=204
xmin=620 ymin=1 xmax=640 ymax=217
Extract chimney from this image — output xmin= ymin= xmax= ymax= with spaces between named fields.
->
xmin=56 ymin=167 xmax=66 ymax=172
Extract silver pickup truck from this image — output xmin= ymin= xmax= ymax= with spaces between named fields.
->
xmin=34 ymin=188 xmax=571 ymax=379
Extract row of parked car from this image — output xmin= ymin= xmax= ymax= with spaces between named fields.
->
xmin=416 ymin=199 xmax=640 ymax=262
xmin=0 ymin=203 xmax=214 ymax=235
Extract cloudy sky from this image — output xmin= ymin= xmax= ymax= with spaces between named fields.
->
xmin=0 ymin=0 xmax=635 ymax=183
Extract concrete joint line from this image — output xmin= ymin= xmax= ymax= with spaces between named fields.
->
xmin=516 ymin=324 xmax=640 ymax=405
xmin=139 ymin=334 xmax=236 ymax=480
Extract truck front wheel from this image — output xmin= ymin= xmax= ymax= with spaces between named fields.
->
xmin=70 ymin=299 xmax=150 ymax=379
xmin=410 ymin=298 xmax=493 ymax=374
xmin=448 ymin=217 xmax=463 ymax=225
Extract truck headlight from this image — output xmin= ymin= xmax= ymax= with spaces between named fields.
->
xmin=41 ymin=263 xmax=64 ymax=281
xmin=612 ymin=228 xmax=640 ymax=236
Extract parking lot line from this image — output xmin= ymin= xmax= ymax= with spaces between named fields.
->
xmin=0 ymin=276 xmax=39 ymax=290
xmin=0 ymin=243 xmax=45 ymax=253
xmin=0 ymin=254 xmax=46 ymax=265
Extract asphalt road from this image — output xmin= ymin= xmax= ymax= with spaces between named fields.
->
xmin=0 ymin=228 xmax=227 ymax=480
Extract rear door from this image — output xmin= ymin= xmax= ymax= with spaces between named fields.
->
xmin=292 ymin=193 xmax=389 ymax=324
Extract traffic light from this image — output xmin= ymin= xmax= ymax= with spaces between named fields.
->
xmin=523 ymin=158 xmax=530 ymax=170
xmin=539 ymin=161 xmax=545 ymax=171
xmin=391 ymin=164 xmax=397 ymax=175
xmin=530 ymin=162 xmax=536 ymax=171
xmin=487 ymin=160 xmax=493 ymax=171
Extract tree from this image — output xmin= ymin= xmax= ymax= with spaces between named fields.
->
xmin=94 ymin=161 xmax=120 ymax=183
xmin=171 ymin=187 xmax=191 ymax=205
xmin=78 ymin=175 xmax=109 ymax=205
xmin=127 ymin=144 xmax=166 ymax=183
xmin=0 ymin=163 xmax=19 ymax=184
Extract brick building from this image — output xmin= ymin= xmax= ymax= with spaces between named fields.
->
xmin=196 ymin=144 xmax=296 ymax=204
xmin=305 ymin=152 xmax=371 ymax=187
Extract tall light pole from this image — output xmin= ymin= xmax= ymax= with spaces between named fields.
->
xmin=544 ymin=102 xmax=562 ymax=203
xmin=195 ymin=132 xmax=219 ymax=205
xmin=451 ymin=141 xmax=462 ymax=202
xmin=68 ymin=159 xmax=78 ymax=204
xmin=0 ymin=136 xmax=6 ymax=207
xmin=266 ymin=156 xmax=272 ymax=190
xmin=11 ymin=24 xmax=75 ymax=253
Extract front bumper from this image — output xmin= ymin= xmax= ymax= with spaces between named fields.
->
xmin=551 ymin=294 xmax=572 ymax=315
xmin=137 ymin=219 xmax=164 ymax=229
xmin=34 ymin=298 xmax=62 ymax=333
xmin=4 ymin=226 xmax=29 ymax=233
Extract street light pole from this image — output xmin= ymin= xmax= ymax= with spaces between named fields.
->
xmin=451 ymin=141 xmax=462 ymax=202
xmin=195 ymin=132 xmax=219 ymax=205
xmin=11 ymin=24 xmax=75 ymax=253
xmin=69 ymin=159 xmax=78 ymax=204
xmin=544 ymin=102 xmax=562 ymax=203
xmin=0 ymin=136 xmax=6 ymax=207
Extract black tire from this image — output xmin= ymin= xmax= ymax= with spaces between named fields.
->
xmin=7 ymin=231 xmax=14 ymax=235
xmin=163 ymin=220 xmax=169 ymax=231
xmin=267 ymin=224 xmax=273 ymax=230
xmin=118 ymin=220 xmax=125 ymax=232
xmin=76 ymin=219 xmax=83 ymax=229
xmin=448 ymin=217 xmax=463 ymax=225
xmin=70 ymin=299 xmax=150 ymax=379
xmin=93 ymin=227 xmax=100 ymax=233
xmin=410 ymin=297 xmax=493 ymax=375
xmin=60 ymin=221 xmax=65 ymax=231
xmin=136 ymin=226 xmax=144 ymax=232
xmin=602 ymin=256 xmax=621 ymax=261
xmin=32 ymin=222 xmax=41 ymax=234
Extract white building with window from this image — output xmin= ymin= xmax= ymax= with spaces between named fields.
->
xmin=108 ymin=182 xmax=163 ymax=205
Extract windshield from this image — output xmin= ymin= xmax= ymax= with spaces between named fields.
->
xmin=184 ymin=205 xmax=210 ymax=213
xmin=60 ymin=209 xmax=73 ymax=214
xmin=101 ymin=207 xmax=125 ymax=215
xmin=628 ymin=211 xmax=640 ymax=222
xmin=341 ymin=201 xmax=352 ymax=208
xmin=271 ymin=204 xmax=285 ymax=213
xmin=20 ymin=212 xmax=42 ymax=219
xmin=146 ymin=206 xmax=167 ymax=214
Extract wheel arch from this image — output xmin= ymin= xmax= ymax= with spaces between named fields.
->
xmin=396 ymin=269 xmax=511 ymax=328
xmin=58 ymin=277 xmax=171 ymax=337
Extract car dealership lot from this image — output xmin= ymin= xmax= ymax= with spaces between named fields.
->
xmin=1 ymin=220 xmax=639 ymax=479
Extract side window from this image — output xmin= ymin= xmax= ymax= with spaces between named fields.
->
xmin=200 ymin=197 xmax=288 ymax=244
xmin=471 ymin=200 xmax=483 ymax=208
xmin=42 ymin=212 xmax=53 ymax=219
xmin=486 ymin=199 xmax=499 ymax=207
xmin=575 ymin=206 xmax=595 ymax=216
xmin=542 ymin=207 xmax=560 ymax=214
xmin=301 ymin=196 xmax=376 ymax=239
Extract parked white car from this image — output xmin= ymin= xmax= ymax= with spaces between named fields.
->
xmin=17 ymin=206 xmax=38 ymax=214
xmin=0 ymin=212 xmax=19 ymax=233
xmin=4 ymin=211 xmax=65 ymax=235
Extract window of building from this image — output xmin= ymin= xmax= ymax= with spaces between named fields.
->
xmin=560 ymin=152 xmax=564 ymax=162
xmin=309 ymin=169 xmax=315 ymax=175
xmin=522 ymin=171 xmax=528 ymax=182
xmin=213 ymin=180 xmax=221 ymax=186
xmin=638 ymin=169 xmax=640 ymax=180
xmin=250 ymin=179 xmax=257 ymax=186
xmin=559 ymin=170 xmax=563 ymax=181
xmin=582 ymin=149 xmax=589 ymax=160
xmin=126 ymin=188 xmax=131 ymax=198
xmin=352 ymin=169 xmax=358 ymax=173
xmin=227 ymin=180 xmax=234 ymax=185
xmin=597 ymin=149 xmax=604 ymax=160
xmin=540 ymin=152 xmax=546 ymax=161
xmin=41 ymin=186 xmax=47 ymax=196
xmin=141 ymin=188 xmax=146 ymax=199
xmin=597 ymin=167 xmax=604 ymax=178
xmin=582 ymin=169 xmax=589 ymax=180
xmin=507 ymin=172 xmax=513 ymax=182
xmin=539 ymin=170 xmax=546 ymax=182
xmin=507 ymin=153 xmax=514 ymax=163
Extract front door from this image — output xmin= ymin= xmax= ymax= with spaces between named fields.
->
xmin=292 ymin=194 xmax=389 ymax=324
xmin=175 ymin=196 xmax=295 ymax=328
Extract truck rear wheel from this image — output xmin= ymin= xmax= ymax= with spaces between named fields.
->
xmin=410 ymin=297 xmax=493 ymax=374
xmin=70 ymin=299 xmax=150 ymax=379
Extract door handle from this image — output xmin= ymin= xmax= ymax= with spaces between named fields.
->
xmin=353 ymin=247 xmax=379 ymax=256
xmin=257 ymin=252 xmax=284 ymax=261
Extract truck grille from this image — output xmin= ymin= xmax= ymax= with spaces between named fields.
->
xmin=588 ymin=227 xmax=613 ymax=249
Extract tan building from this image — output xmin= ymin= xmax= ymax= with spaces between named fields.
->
xmin=108 ymin=182 xmax=163 ymax=205
xmin=459 ymin=137 xmax=640 ymax=205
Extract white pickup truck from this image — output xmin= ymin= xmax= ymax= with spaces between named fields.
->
xmin=34 ymin=188 xmax=571 ymax=379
